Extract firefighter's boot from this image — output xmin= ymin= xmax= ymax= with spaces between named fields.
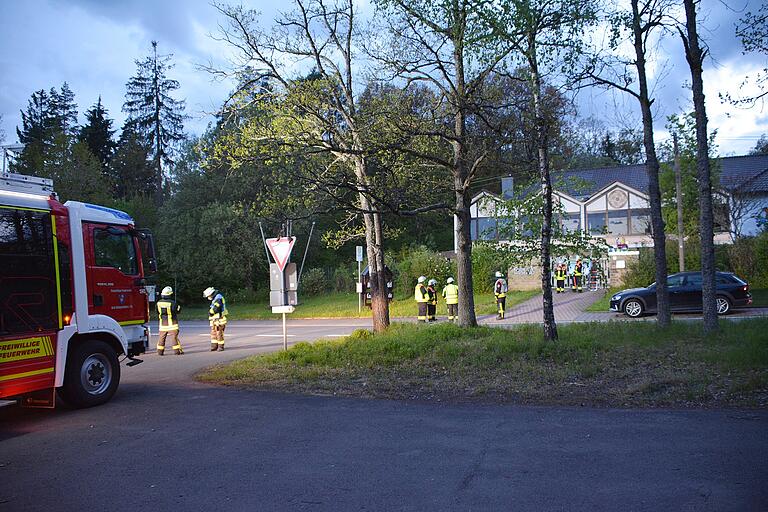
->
xmin=217 ymin=344 xmax=225 ymax=351
xmin=211 ymin=343 xmax=218 ymax=351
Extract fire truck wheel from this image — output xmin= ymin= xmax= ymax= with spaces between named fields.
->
xmin=60 ymin=340 xmax=121 ymax=408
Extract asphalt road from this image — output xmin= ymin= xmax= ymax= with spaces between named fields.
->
xmin=1 ymin=319 xmax=767 ymax=511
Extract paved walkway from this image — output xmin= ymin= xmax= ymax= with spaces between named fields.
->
xmin=478 ymin=289 xmax=768 ymax=325
xmin=479 ymin=289 xmax=601 ymax=325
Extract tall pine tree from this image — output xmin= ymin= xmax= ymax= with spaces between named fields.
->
xmin=14 ymin=84 xmax=78 ymax=176
xmin=78 ymin=97 xmax=116 ymax=168
xmin=110 ymin=119 xmax=154 ymax=198
xmin=123 ymin=40 xmax=186 ymax=205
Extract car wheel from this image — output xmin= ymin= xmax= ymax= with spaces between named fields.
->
xmin=716 ymin=296 xmax=731 ymax=315
xmin=624 ymin=299 xmax=643 ymax=318
xmin=60 ymin=340 xmax=120 ymax=408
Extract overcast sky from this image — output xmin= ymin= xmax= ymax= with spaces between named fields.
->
xmin=0 ymin=0 xmax=765 ymax=157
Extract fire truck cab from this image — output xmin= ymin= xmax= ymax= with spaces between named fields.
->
xmin=0 ymin=172 xmax=155 ymax=408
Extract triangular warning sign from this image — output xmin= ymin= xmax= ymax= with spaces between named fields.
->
xmin=266 ymin=237 xmax=296 ymax=272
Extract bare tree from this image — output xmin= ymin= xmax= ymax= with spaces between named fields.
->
xmin=370 ymin=0 xmax=517 ymax=327
xmin=678 ymin=0 xmax=717 ymax=331
xmin=209 ymin=0 xmax=395 ymax=331
xmin=495 ymin=0 xmax=596 ymax=341
xmin=585 ymin=0 xmax=673 ymax=326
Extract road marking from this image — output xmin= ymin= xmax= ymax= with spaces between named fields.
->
xmin=254 ymin=334 xmax=297 ymax=337
xmin=324 ymin=334 xmax=344 ymax=337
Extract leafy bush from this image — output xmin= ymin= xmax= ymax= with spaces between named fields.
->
xmin=332 ymin=264 xmax=356 ymax=292
xmin=391 ymin=246 xmax=455 ymax=298
xmin=300 ymin=267 xmax=328 ymax=296
xmin=471 ymin=243 xmax=509 ymax=293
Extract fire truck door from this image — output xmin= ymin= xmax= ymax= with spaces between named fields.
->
xmin=85 ymin=224 xmax=145 ymax=324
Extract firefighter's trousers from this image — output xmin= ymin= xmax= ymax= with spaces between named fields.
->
xmin=210 ymin=322 xmax=226 ymax=351
xmin=496 ymin=295 xmax=506 ymax=319
xmin=417 ymin=302 xmax=428 ymax=322
xmin=556 ymin=279 xmax=565 ymax=292
xmin=427 ymin=303 xmax=437 ymax=321
xmin=157 ymin=330 xmax=183 ymax=355
xmin=447 ymin=303 xmax=458 ymax=321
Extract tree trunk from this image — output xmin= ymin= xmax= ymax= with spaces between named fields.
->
xmin=631 ymin=0 xmax=670 ymax=327
xmin=682 ymin=0 xmax=718 ymax=332
xmin=452 ymin=25 xmax=478 ymax=328
xmin=355 ymin=157 xmax=390 ymax=333
xmin=529 ymin=35 xmax=557 ymax=341
xmin=152 ymin=42 xmax=163 ymax=207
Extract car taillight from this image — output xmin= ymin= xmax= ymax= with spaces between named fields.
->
xmin=743 ymin=285 xmax=749 ymax=292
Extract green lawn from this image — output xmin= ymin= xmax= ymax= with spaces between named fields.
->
xmin=586 ymin=288 xmax=621 ymax=312
xmin=751 ymin=289 xmax=768 ymax=307
xmin=171 ymin=289 xmax=539 ymax=321
xmin=199 ymin=318 xmax=768 ymax=408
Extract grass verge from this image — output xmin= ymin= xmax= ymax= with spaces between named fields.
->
xmin=586 ymin=288 xmax=621 ymax=312
xmin=751 ymin=289 xmax=768 ymax=307
xmin=199 ymin=318 xmax=768 ymax=408
xmin=169 ymin=290 xmax=539 ymax=321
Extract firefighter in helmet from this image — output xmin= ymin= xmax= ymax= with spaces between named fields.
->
xmin=494 ymin=271 xmax=508 ymax=320
xmin=555 ymin=263 xmax=567 ymax=293
xmin=204 ymin=286 xmax=228 ymax=351
xmin=157 ymin=286 xmax=183 ymax=355
xmin=572 ymin=258 xmax=583 ymax=293
xmin=426 ymin=279 xmax=439 ymax=321
xmin=414 ymin=276 xmax=429 ymax=322
xmin=442 ymin=277 xmax=459 ymax=321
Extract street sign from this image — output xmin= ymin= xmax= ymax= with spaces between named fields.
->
xmin=272 ymin=305 xmax=295 ymax=314
xmin=356 ymin=245 xmax=364 ymax=262
xmin=266 ymin=236 xmax=296 ymax=272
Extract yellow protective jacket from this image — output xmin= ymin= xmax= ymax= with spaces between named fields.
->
xmin=427 ymin=286 xmax=437 ymax=305
xmin=157 ymin=299 xmax=180 ymax=332
xmin=209 ymin=292 xmax=229 ymax=325
xmin=414 ymin=284 xmax=428 ymax=303
xmin=442 ymin=284 xmax=459 ymax=305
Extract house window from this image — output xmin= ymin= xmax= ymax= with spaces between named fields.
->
xmin=630 ymin=208 xmax=651 ymax=235
xmin=588 ymin=212 xmax=606 ymax=235
xmin=607 ymin=210 xmax=629 ymax=235
xmin=561 ymin=213 xmax=580 ymax=232
xmin=477 ymin=217 xmax=497 ymax=240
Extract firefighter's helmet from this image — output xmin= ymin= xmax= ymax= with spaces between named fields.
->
xmin=495 ymin=271 xmax=503 ymax=278
xmin=446 ymin=277 xmax=454 ymax=284
xmin=428 ymin=279 xmax=437 ymax=286
xmin=203 ymin=286 xmax=216 ymax=299
xmin=417 ymin=276 xmax=426 ymax=283
xmin=161 ymin=286 xmax=173 ymax=297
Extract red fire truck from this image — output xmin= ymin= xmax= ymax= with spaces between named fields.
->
xmin=0 ymin=172 xmax=155 ymax=408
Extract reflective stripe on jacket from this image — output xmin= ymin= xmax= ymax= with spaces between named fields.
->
xmin=414 ymin=284 xmax=428 ymax=303
xmin=157 ymin=299 xmax=180 ymax=331
xmin=442 ymin=284 xmax=459 ymax=304
xmin=427 ymin=286 xmax=437 ymax=305
xmin=209 ymin=293 xmax=228 ymax=325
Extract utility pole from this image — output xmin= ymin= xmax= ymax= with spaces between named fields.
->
xmin=673 ymin=133 xmax=685 ymax=272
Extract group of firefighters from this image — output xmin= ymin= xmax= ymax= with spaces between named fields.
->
xmin=554 ymin=258 xmax=586 ymax=293
xmin=414 ymin=271 xmax=509 ymax=322
xmin=154 ymin=260 xmax=586 ymax=352
xmin=155 ymin=285 xmax=228 ymax=356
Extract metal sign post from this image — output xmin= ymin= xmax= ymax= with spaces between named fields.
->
xmin=356 ymin=246 xmax=364 ymax=314
xmin=267 ymin=236 xmax=297 ymax=350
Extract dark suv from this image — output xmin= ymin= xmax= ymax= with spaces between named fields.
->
xmin=609 ymin=271 xmax=752 ymax=317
